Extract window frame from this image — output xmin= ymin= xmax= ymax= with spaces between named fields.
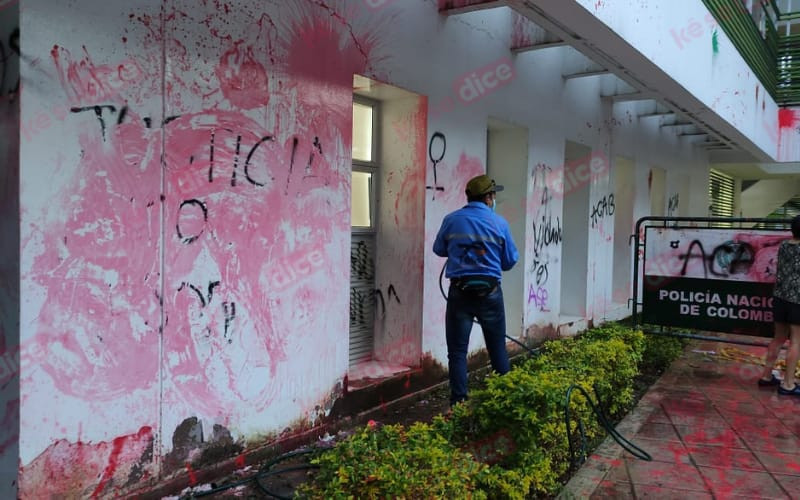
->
xmin=352 ymin=95 xmax=380 ymax=234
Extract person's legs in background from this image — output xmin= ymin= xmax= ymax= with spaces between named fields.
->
xmin=780 ymin=323 xmax=800 ymax=392
xmin=446 ymin=286 xmax=476 ymax=405
xmin=476 ymin=286 xmax=510 ymax=376
xmin=760 ymin=321 xmax=788 ymax=384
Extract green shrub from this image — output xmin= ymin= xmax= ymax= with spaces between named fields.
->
xmin=297 ymin=420 xmax=488 ymax=499
xmin=300 ymin=323 xmax=670 ymax=499
xmin=641 ymin=333 xmax=685 ymax=373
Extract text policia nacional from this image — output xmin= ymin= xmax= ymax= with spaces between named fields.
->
xmin=658 ymin=290 xmax=773 ymax=321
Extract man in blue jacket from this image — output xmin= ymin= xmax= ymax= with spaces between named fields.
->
xmin=433 ymin=174 xmax=519 ymax=406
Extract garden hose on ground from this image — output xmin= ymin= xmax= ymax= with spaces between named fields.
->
xmin=185 ymin=448 xmax=319 ymax=499
xmin=563 ymin=384 xmax=652 ymax=472
xmin=438 ymin=261 xmax=541 ymax=357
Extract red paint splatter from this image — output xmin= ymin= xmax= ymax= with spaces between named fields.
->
xmin=50 ymin=45 xmax=143 ymax=103
xmin=216 ymin=42 xmax=270 ymax=110
xmin=778 ymin=108 xmax=798 ymax=129
xmin=90 ymin=427 xmax=151 ymax=498
xmin=186 ymin=462 xmax=198 ymax=485
xmin=20 ymin=426 xmax=153 ymax=499
xmin=235 ymin=453 xmax=246 ymax=468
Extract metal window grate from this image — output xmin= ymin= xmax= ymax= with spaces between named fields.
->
xmin=349 ymin=236 xmax=375 ymax=366
xmin=709 ymin=169 xmax=735 ymax=226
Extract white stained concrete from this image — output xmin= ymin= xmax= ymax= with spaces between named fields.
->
xmin=549 ymin=0 xmax=781 ymax=161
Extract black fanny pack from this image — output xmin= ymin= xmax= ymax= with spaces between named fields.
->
xmin=452 ymin=275 xmax=498 ymax=295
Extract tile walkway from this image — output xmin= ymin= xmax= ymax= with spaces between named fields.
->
xmin=560 ymin=338 xmax=800 ymax=499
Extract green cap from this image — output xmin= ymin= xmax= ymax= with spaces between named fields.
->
xmin=465 ymin=174 xmax=504 ymax=197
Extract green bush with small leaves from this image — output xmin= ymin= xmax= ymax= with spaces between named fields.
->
xmin=296 ymin=420 xmax=488 ymax=499
xmin=641 ymin=333 xmax=686 ymax=374
xmin=300 ymin=322 xmax=678 ymax=498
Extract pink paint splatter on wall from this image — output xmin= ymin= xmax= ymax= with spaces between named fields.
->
xmin=23 ymin=109 xmax=162 ymax=401
xmin=216 ymin=43 xmax=269 ymax=110
xmin=50 ymin=45 xmax=143 ymax=103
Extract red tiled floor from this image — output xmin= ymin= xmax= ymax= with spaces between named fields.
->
xmin=589 ymin=480 xmax=634 ymax=499
xmin=713 ymin=400 xmax=769 ymax=417
xmin=724 ymin=415 xmax=785 ymax=434
xmin=779 ymin=418 xmax=800 ymax=439
xmin=772 ymin=474 xmax=800 ymax=497
xmin=752 ymin=450 xmax=800 ymax=475
xmin=633 ymin=483 xmax=714 ymax=499
xmin=634 ymin=423 xmax=681 ymax=442
xmin=666 ymin=412 xmax=728 ymax=428
xmin=703 ymin=390 xmax=754 ymax=404
xmin=736 ymin=430 xmax=800 ymax=454
xmin=623 ymin=460 xmax=710 ymax=492
xmin=582 ymin=341 xmax=800 ymax=499
xmin=674 ymin=424 xmax=746 ymax=448
xmin=644 ymin=407 xmax=672 ymax=424
xmin=686 ymin=444 xmax=764 ymax=471
xmin=603 ymin=461 xmax=630 ymax=483
xmin=697 ymin=467 xmax=789 ymax=499
xmin=661 ymin=401 xmax=717 ymax=420
xmin=628 ymin=437 xmax=690 ymax=464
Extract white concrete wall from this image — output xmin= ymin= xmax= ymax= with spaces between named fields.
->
xmin=741 ymin=178 xmax=800 ymax=219
xmin=16 ymin=0 xmax=714 ymax=495
xmin=569 ymin=0 xmax=781 ymax=160
xmin=374 ymin=94 xmax=426 ymax=365
xmin=488 ymin=122 xmax=528 ymax=339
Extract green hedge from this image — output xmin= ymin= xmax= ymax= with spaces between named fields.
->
xmin=298 ymin=323 xmax=682 ymax=499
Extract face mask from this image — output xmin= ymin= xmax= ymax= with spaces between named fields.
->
xmin=491 ymin=197 xmax=497 ymax=212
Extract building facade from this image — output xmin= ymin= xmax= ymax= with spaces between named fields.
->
xmin=1 ymin=0 xmax=798 ymax=496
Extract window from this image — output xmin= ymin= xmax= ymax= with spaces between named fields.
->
xmin=351 ymin=98 xmax=378 ymax=231
xmin=349 ymin=96 xmax=379 ymax=366
xmin=352 ymin=102 xmax=374 ymax=162
xmin=709 ymin=169 xmax=735 ymax=226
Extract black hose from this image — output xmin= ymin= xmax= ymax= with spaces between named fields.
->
xmin=187 ymin=448 xmax=320 ymax=499
xmin=564 ymin=384 xmax=651 ymax=472
xmin=439 ymin=261 xmax=540 ymax=357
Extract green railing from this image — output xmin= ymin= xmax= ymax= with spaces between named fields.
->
xmin=703 ymin=0 xmax=800 ymax=106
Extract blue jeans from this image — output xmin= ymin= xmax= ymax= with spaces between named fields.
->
xmin=446 ymin=284 xmax=510 ymax=405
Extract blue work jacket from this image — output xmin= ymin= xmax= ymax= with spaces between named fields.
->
xmin=433 ymin=202 xmax=519 ymax=280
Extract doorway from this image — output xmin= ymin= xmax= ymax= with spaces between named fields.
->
xmin=560 ymin=141 xmax=591 ymax=319
xmin=487 ymin=118 xmax=528 ymax=340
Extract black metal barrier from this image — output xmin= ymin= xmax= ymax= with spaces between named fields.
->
xmin=631 ymin=216 xmax=793 ymax=346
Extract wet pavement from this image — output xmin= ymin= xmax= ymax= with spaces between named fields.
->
xmin=561 ymin=337 xmax=800 ymax=499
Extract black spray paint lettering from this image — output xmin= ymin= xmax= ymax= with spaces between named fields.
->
xmin=286 ymin=135 xmax=322 ymax=193
xmin=209 ymin=130 xmax=281 ymax=188
xmin=667 ymin=193 xmax=679 ymax=215
xmin=590 ymin=194 xmax=615 ymax=228
xmin=178 ymin=280 xmax=220 ymax=308
xmin=375 ymin=284 xmax=401 ymax=318
xmin=222 ymin=302 xmax=236 ymax=343
xmin=677 ymin=239 xmax=756 ymax=278
xmin=426 ymin=132 xmax=446 ymax=199
xmin=530 ymin=163 xmax=561 ymax=286
xmin=176 ymin=199 xmax=208 ymax=244
xmin=178 ymin=280 xmax=235 ymax=343
xmin=71 ymin=104 xmax=180 ymax=140
xmin=351 ymin=240 xmax=374 ymax=280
